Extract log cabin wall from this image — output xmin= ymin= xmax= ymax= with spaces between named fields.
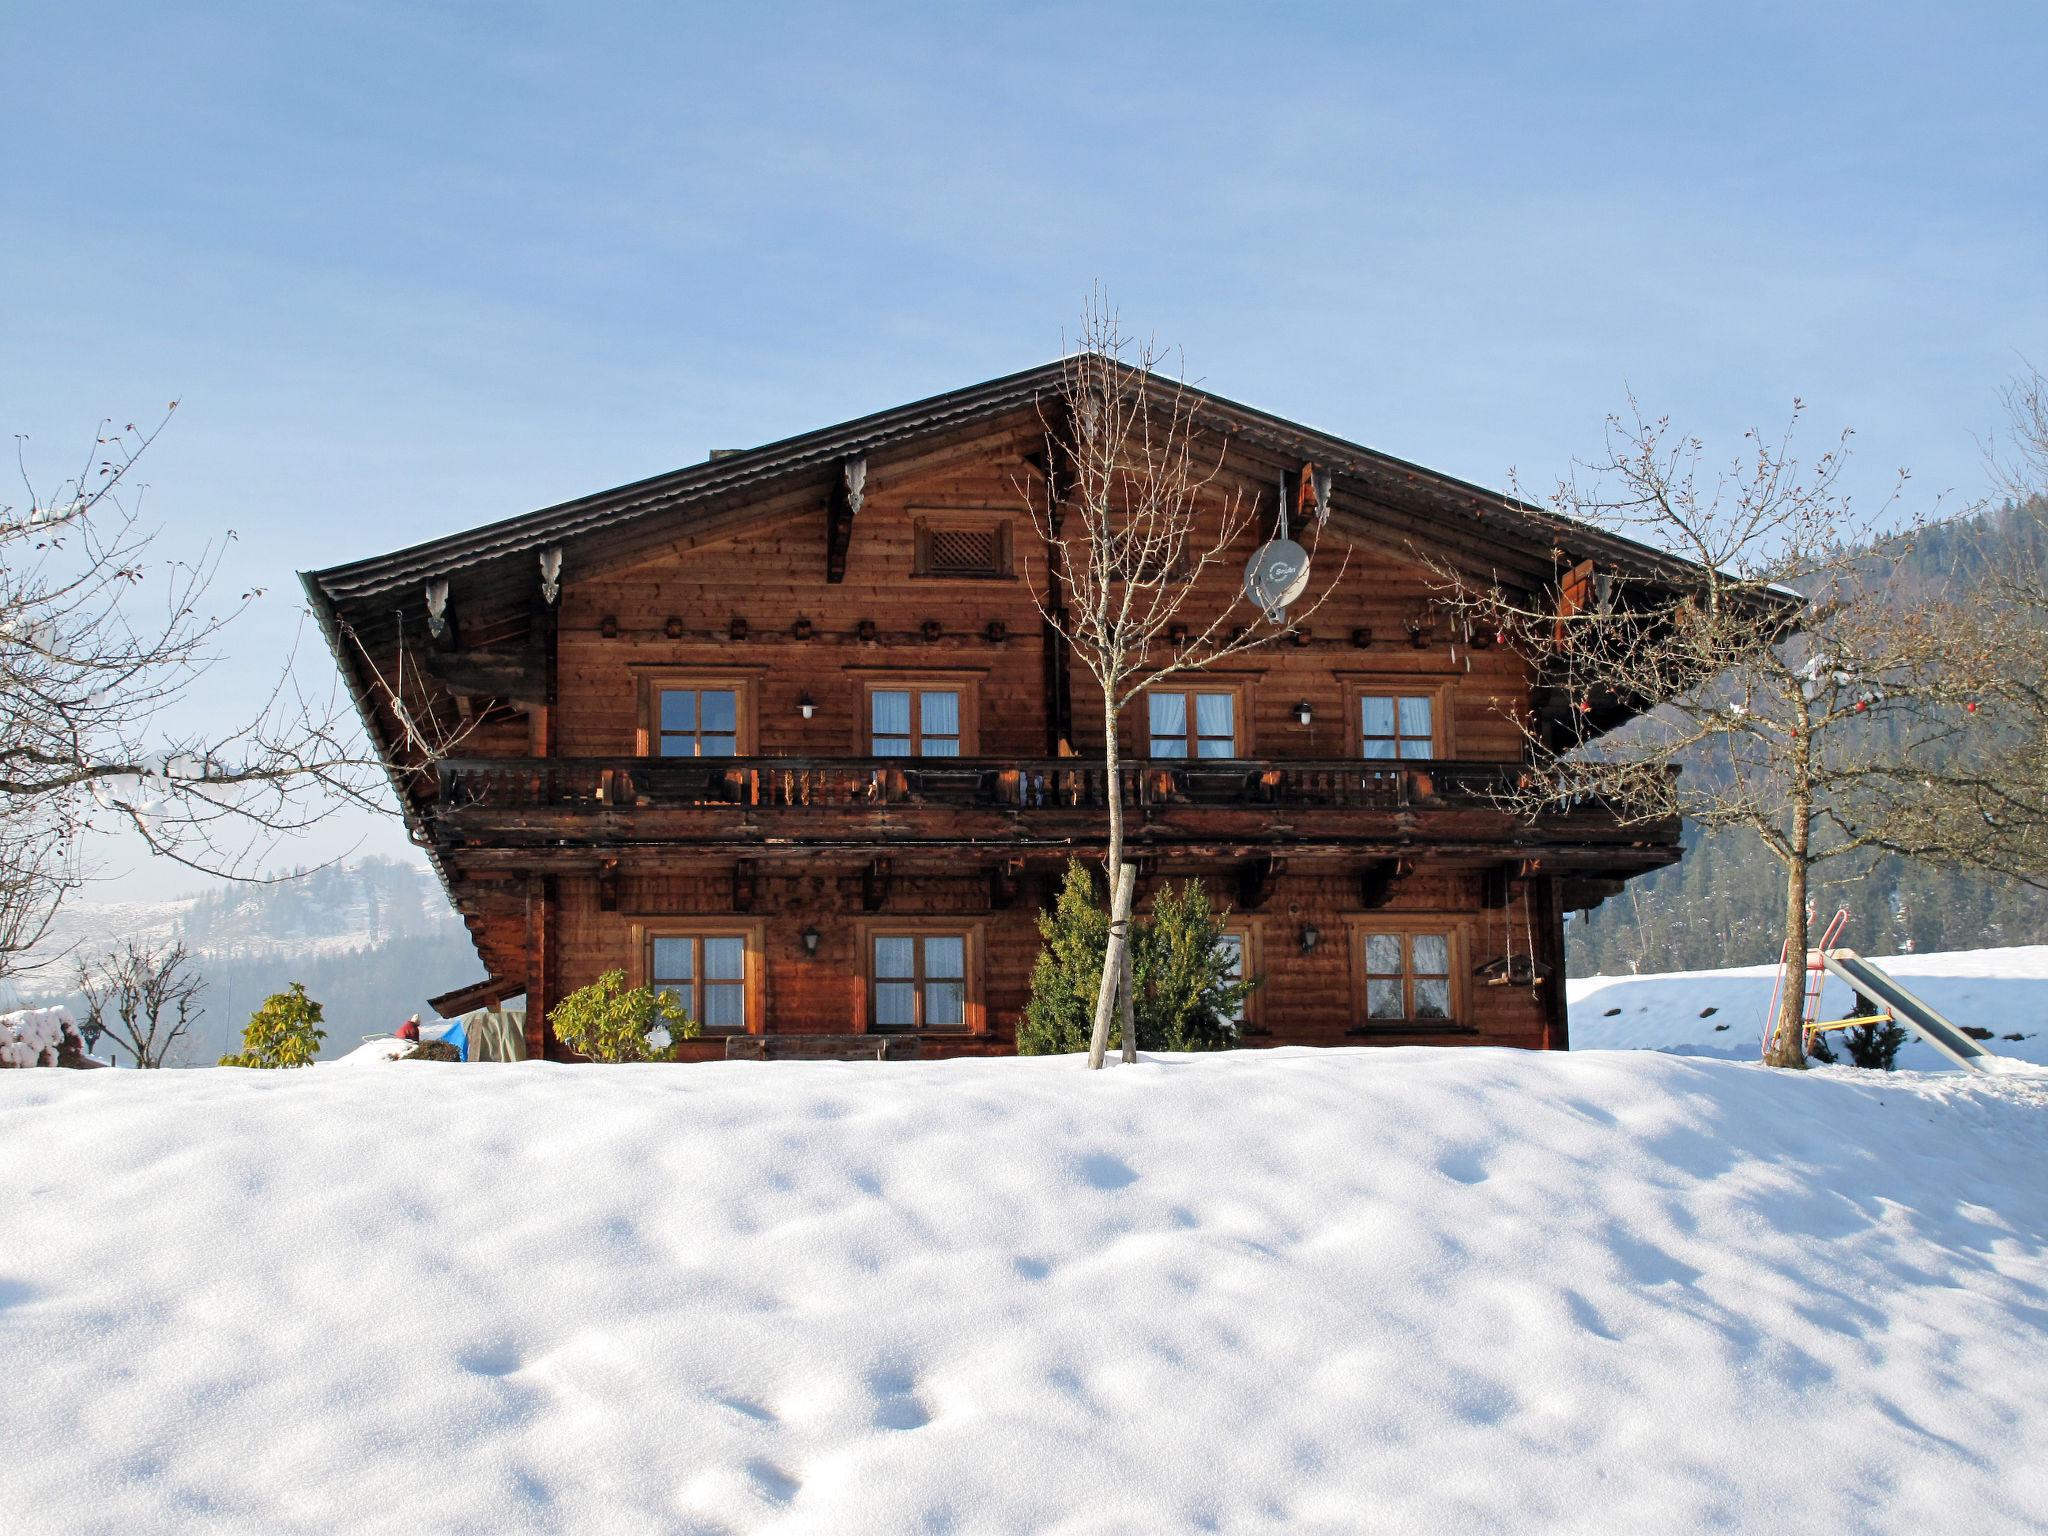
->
xmin=553 ymin=426 xmax=1056 ymax=761
xmin=548 ymin=428 xmax=1537 ymax=769
xmin=307 ymin=367 xmax=1686 ymax=1058
xmin=539 ymin=861 xmax=1556 ymax=1058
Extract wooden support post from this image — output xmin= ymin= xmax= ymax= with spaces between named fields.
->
xmin=524 ymin=873 xmax=554 ymax=1060
xmin=597 ymin=859 xmax=620 ymax=913
xmin=733 ymin=858 xmax=758 ymax=913
xmin=1036 ymin=429 xmax=1076 ymax=754
xmin=528 ymin=592 xmax=559 ymax=760
xmin=1536 ymin=874 xmax=1569 ymax=1051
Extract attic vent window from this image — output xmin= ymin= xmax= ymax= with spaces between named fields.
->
xmin=914 ymin=515 xmax=1012 ymax=580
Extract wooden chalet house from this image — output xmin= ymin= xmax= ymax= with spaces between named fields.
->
xmin=304 ymin=362 xmax=1690 ymax=1062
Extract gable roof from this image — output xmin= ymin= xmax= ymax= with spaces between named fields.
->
xmin=302 ymin=357 xmax=1705 ymax=615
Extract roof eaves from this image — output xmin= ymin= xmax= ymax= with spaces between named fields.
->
xmin=308 ymin=359 xmax=1071 ymax=602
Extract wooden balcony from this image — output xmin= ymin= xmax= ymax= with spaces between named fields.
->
xmin=431 ymin=756 xmax=1680 ymax=869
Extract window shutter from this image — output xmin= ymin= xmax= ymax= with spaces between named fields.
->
xmin=926 ymin=526 xmax=1002 ymax=577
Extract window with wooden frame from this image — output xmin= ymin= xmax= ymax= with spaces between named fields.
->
xmin=1347 ymin=681 xmax=1450 ymax=761
xmin=1347 ymin=917 xmax=1467 ymax=1026
xmin=1146 ymin=685 xmax=1242 ymax=759
xmin=864 ymin=674 xmax=979 ymax=756
xmin=1215 ymin=921 xmax=1258 ymax=1028
xmin=866 ymin=927 xmax=980 ymax=1032
xmin=912 ymin=513 xmax=1013 ymax=580
xmin=634 ymin=922 xmax=764 ymax=1034
xmin=635 ymin=672 xmax=759 ymax=758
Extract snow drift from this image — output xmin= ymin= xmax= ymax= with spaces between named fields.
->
xmin=1570 ymin=943 xmax=2048 ymax=1067
xmin=3 ymin=1050 xmax=2046 ymax=1533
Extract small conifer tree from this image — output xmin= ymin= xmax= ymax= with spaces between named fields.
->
xmin=1020 ymin=863 xmax=1109 ymax=1055
xmin=549 ymin=969 xmax=700 ymax=1062
xmin=219 ymin=982 xmax=327 ymax=1068
xmin=1808 ymin=992 xmax=1911 ymax=1069
xmin=1019 ymin=861 xmax=1250 ymax=1054
xmin=1842 ymin=1021 xmax=1911 ymax=1069
xmin=1142 ymin=877 xmax=1245 ymax=1052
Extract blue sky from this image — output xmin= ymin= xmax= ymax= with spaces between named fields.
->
xmin=5 ymin=1 xmax=2044 ymax=896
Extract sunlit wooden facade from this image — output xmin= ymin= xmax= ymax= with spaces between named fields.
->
xmin=306 ymin=363 xmax=1689 ymax=1060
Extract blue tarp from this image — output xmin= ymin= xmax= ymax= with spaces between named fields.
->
xmin=419 ymin=1017 xmax=469 ymax=1062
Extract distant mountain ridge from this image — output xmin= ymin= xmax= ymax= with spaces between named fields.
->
xmin=8 ymin=858 xmax=484 ymax=1065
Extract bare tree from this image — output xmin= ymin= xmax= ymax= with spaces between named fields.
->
xmin=75 ymin=940 xmax=205 ymax=1068
xmin=1863 ymin=366 xmax=2048 ymax=885
xmin=1 ymin=409 xmax=385 ymax=983
xmin=1427 ymin=399 xmax=1979 ymax=1068
xmin=1026 ymin=299 xmax=1341 ymax=1068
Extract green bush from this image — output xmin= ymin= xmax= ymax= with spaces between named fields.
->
xmin=1018 ymin=861 xmax=1250 ymax=1054
xmin=549 ymin=969 xmax=700 ymax=1062
xmin=219 ymin=982 xmax=327 ymax=1068
xmin=1809 ymin=991 xmax=1911 ymax=1070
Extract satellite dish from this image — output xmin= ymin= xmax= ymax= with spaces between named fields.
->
xmin=1244 ymin=538 xmax=1311 ymax=618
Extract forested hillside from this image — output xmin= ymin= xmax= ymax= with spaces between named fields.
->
xmin=1568 ymin=503 xmax=2048 ymax=975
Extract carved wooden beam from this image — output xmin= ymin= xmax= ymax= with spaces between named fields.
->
xmin=424 ymin=644 xmax=547 ymax=706
xmin=425 ymin=578 xmax=457 ymax=651
xmin=1562 ymin=874 xmax=1627 ymax=917
xmin=861 ymin=856 xmax=893 ymax=912
xmin=597 ymin=858 xmax=620 ymax=913
xmin=1038 ymin=409 xmax=1077 ymax=753
xmin=427 ymin=975 xmax=520 ymax=1017
xmin=1235 ymin=854 xmax=1285 ymax=911
xmin=733 ymin=858 xmax=758 ymax=913
xmin=1358 ymin=857 xmax=1414 ymax=909
xmin=825 ymin=456 xmax=867 ymax=584
xmin=535 ymin=591 xmax=559 ymax=755
xmin=989 ymin=857 xmax=1025 ymax=911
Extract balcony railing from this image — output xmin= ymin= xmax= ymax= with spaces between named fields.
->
xmin=435 ymin=755 xmax=1555 ymax=815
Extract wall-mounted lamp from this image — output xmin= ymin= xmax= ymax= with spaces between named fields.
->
xmin=1300 ymin=923 xmax=1322 ymax=956
xmin=798 ymin=693 xmax=816 ymax=720
xmin=1295 ymin=700 xmax=1313 ymax=728
xmin=801 ymin=926 xmax=821 ymax=956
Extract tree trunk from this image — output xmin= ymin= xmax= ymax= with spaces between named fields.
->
xmin=1087 ymin=688 xmax=1132 ymax=1069
xmin=1118 ymin=927 xmax=1139 ymax=1063
xmin=1766 ymin=801 xmax=1814 ymax=1070
xmin=1089 ymin=861 xmax=1137 ymax=1069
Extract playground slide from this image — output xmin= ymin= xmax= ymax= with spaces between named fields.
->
xmin=1820 ymin=950 xmax=1997 ymax=1073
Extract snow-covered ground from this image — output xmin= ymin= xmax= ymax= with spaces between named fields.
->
xmin=4 ymin=1050 xmax=2046 ymax=1533
xmin=1571 ymin=944 xmax=2048 ymax=1068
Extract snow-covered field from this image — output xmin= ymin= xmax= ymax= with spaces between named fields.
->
xmin=5 ymin=1050 xmax=2046 ymax=1533
xmin=1570 ymin=944 xmax=2048 ymax=1068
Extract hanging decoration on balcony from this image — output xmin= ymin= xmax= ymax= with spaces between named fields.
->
xmin=1245 ymin=471 xmax=1313 ymax=620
